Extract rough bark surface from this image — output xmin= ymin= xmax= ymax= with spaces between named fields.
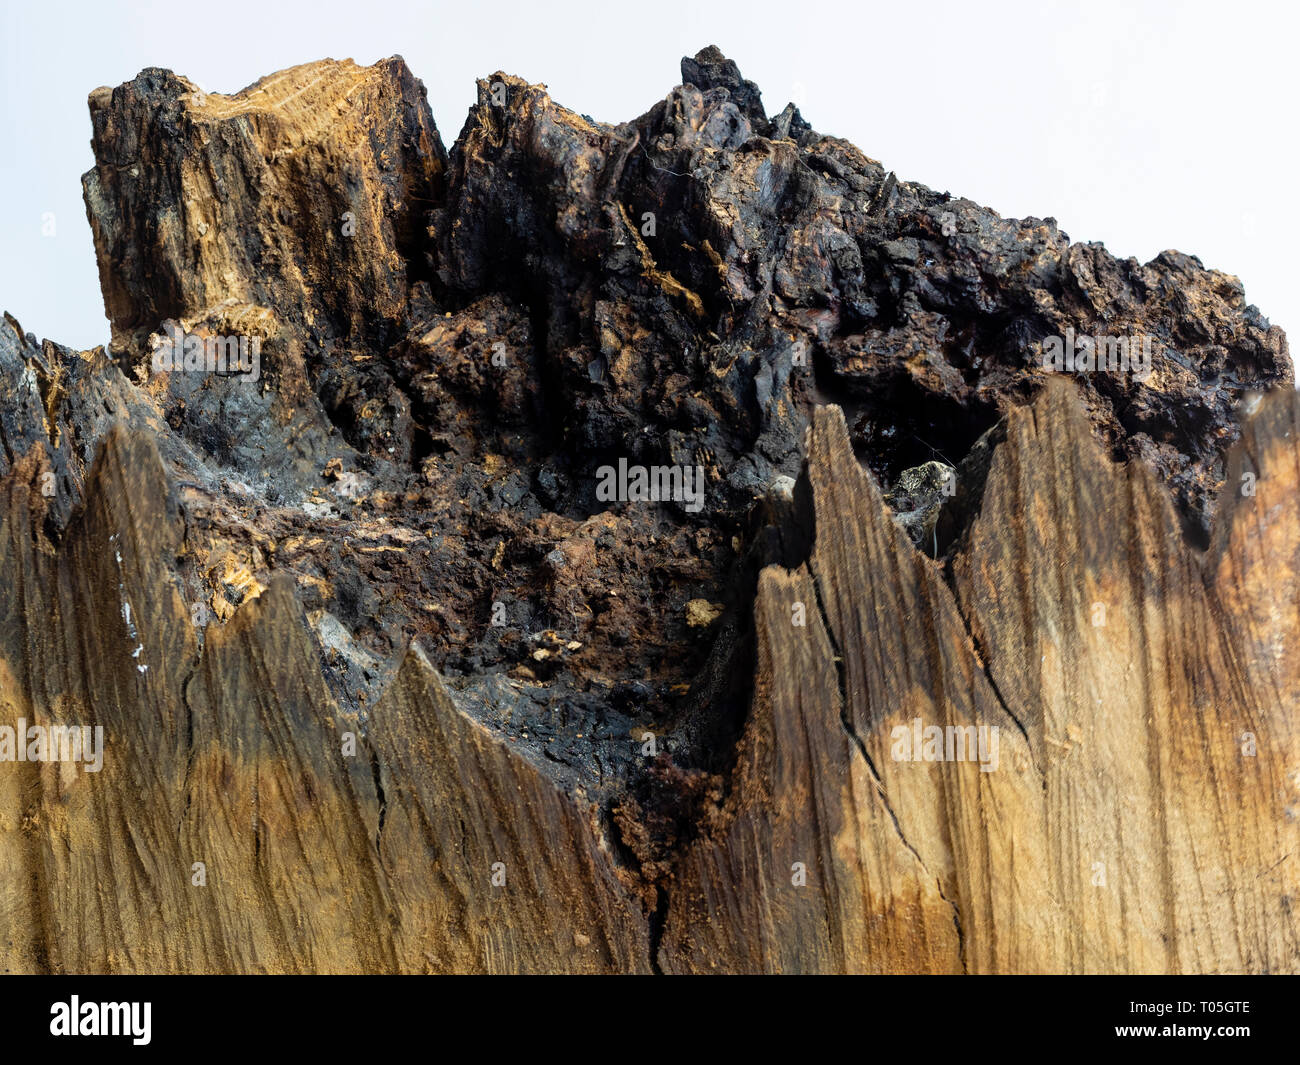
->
xmin=0 ymin=47 xmax=1295 ymax=973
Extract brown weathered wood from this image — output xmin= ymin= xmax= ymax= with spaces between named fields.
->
xmin=2 ymin=47 xmax=1296 ymax=975
xmin=663 ymin=387 xmax=1300 ymax=973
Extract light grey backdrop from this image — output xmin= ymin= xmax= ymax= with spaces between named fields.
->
xmin=2 ymin=0 xmax=1294 ymax=368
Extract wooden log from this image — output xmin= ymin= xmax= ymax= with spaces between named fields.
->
xmin=1 ymin=47 xmax=1295 ymax=976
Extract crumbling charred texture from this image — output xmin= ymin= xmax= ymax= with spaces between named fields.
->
xmin=0 ymin=46 xmax=1295 ymax=973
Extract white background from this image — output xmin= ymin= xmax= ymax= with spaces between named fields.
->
xmin=2 ymin=0 xmax=1295 ymax=370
